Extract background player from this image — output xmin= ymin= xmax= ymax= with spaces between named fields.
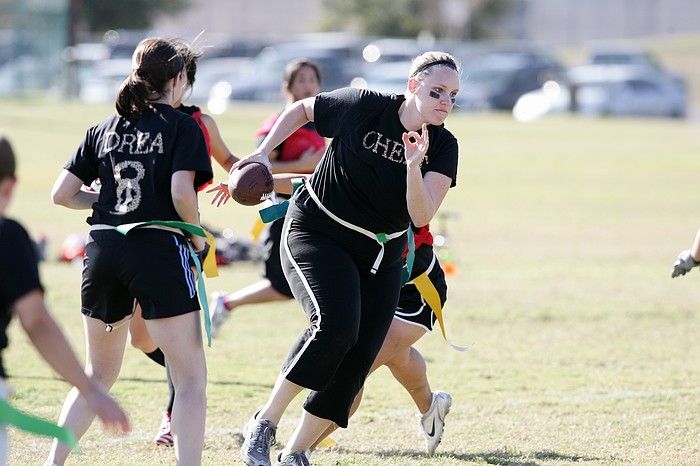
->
xmin=0 ymin=134 xmax=129 ymax=464
xmin=208 ymin=59 xmax=325 ymax=338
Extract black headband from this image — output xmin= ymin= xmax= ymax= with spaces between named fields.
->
xmin=411 ymin=59 xmax=457 ymax=77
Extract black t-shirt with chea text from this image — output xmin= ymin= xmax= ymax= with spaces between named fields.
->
xmin=0 ymin=218 xmax=43 ymax=378
xmin=297 ymin=88 xmax=459 ymax=235
xmin=66 ymin=103 xmax=212 ymax=226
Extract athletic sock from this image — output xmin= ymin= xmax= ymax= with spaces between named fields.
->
xmin=145 ymin=348 xmax=166 ymax=367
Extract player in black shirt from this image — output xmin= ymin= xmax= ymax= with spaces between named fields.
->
xmin=238 ymin=51 xmax=460 ymax=466
xmin=122 ymin=39 xmax=241 ymax=447
xmin=46 ymin=38 xmax=212 ymax=466
xmin=0 ymin=135 xmax=129 ymax=462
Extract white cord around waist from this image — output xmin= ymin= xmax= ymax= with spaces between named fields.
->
xmin=304 ymin=182 xmax=406 ymax=274
xmin=90 ymin=223 xmax=183 ymax=235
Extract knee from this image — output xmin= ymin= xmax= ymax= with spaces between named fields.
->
xmin=169 ymin=358 xmax=207 ymax=394
xmin=385 ymin=348 xmax=411 ymax=371
xmin=173 ymin=371 xmax=207 ymax=402
xmin=325 ymin=330 xmax=358 ymax=357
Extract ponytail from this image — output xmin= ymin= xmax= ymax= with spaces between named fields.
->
xmin=114 ymin=38 xmax=184 ymax=118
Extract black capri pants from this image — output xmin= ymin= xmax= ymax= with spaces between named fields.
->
xmin=280 ymin=207 xmax=406 ymax=428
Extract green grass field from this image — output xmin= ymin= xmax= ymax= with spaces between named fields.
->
xmin=1 ymin=100 xmax=699 ymax=465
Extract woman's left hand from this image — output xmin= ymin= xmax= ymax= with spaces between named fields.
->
xmin=402 ymin=123 xmax=430 ymax=170
xmin=206 ymin=181 xmax=231 ymax=207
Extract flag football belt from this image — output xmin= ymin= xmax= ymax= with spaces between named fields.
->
xmin=409 ymin=251 xmax=468 ymax=352
xmin=92 ymin=222 xmax=218 ymax=347
xmin=0 ymin=379 xmax=78 ymax=451
xmin=259 ymin=179 xmax=414 ymax=279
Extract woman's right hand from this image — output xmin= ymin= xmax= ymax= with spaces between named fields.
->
xmin=230 ymin=150 xmax=272 ymax=173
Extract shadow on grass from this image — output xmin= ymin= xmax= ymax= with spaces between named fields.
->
xmin=332 ymin=447 xmax=610 ymax=465
xmin=13 ymin=374 xmax=273 ymax=389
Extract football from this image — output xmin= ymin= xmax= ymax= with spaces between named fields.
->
xmin=228 ymin=162 xmax=274 ymax=206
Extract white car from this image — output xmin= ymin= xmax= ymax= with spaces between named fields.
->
xmin=513 ymin=64 xmax=688 ymax=121
xmin=568 ymin=64 xmax=687 ymax=118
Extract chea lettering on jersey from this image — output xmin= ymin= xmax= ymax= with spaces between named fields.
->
xmin=362 ymin=131 xmax=429 ymax=166
xmin=102 ymin=131 xmax=164 ymax=155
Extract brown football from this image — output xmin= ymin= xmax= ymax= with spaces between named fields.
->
xmin=228 ymin=162 xmax=274 ymax=206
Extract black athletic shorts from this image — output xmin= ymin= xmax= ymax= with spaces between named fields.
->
xmin=261 ymin=218 xmax=294 ymax=298
xmin=394 ymin=245 xmax=447 ymax=332
xmin=81 ymin=228 xmax=200 ymax=323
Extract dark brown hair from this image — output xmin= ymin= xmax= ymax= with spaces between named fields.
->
xmin=283 ymin=59 xmax=322 ymax=92
xmin=174 ymin=39 xmax=204 ymax=87
xmin=116 ymin=38 xmax=185 ymax=117
xmin=0 ymin=134 xmax=15 ymax=182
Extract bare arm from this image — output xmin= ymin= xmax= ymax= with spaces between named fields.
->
xmin=171 ymin=170 xmax=205 ymax=251
xmin=406 ymin=170 xmax=452 ymax=227
xmin=272 ymin=173 xmax=312 ymax=195
xmin=270 ymin=147 xmax=324 ymax=174
xmin=51 ymin=170 xmax=98 ymax=209
xmin=403 ymin=125 xmax=452 ymax=227
xmin=200 ymin=113 xmax=238 ymax=173
xmin=14 ymin=290 xmax=130 ymax=432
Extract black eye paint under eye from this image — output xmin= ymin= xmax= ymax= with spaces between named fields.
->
xmin=429 ymin=89 xmax=457 ymax=104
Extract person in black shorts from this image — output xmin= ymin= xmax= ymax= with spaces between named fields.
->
xmin=0 ymin=135 xmax=129 ymax=463
xmin=45 ymin=38 xmax=212 ymax=466
xmin=122 ymin=39 xmax=241 ymax=447
xmin=238 ymin=51 xmax=461 ymax=466
xmin=208 ymin=59 xmax=326 ymax=338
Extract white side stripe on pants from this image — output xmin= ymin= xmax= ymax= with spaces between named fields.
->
xmin=280 ymin=217 xmax=322 ymax=379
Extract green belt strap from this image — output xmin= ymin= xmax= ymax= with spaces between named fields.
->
xmin=401 ymin=228 xmax=415 ymax=286
xmin=259 ymin=178 xmax=305 ymax=224
xmin=259 ymin=202 xmax=289 ymax=224
xmin=115 ymin=221 xmax=212 ymax=347
xmin=0 ymin=398 xmax=78 ymax=450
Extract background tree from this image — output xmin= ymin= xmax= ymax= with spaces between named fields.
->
xmin=465 ymin=0 xmax=515 ymax=40
xmin=320 ymin=0 xmax=433 ymax=38
xmin=320 ymin=0 xmax=514 ymax=40
xmin=81 ymin=0 xmax=190 ymax=32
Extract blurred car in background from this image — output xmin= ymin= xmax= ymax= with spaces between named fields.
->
xmin=513 ymin=63 xmax=688 ymax=120
xmin=586 ymin=46 xmax=688 ymax=99
xmin=188 ymin=56 xmax=254 ymax=102
xmin=350 ymin=61 xmax=411 ymax=94
xmin=568 ymin=64 xmax=687 ymax=118
xmin=210 ymin=34 xmax=364 ymax=104
xmin=79 ymin=57 xmax=132 ymax=103
xmin=458 ymin=49 xmax=565 ymax=111
xmin=588 ymin=48 xmax=663 ymax=68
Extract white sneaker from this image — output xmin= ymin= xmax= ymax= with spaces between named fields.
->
xmin=209 ymin=291 xmax=230 ymax=338
xmin=417 ymin=391 xmax=452 ymax=454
